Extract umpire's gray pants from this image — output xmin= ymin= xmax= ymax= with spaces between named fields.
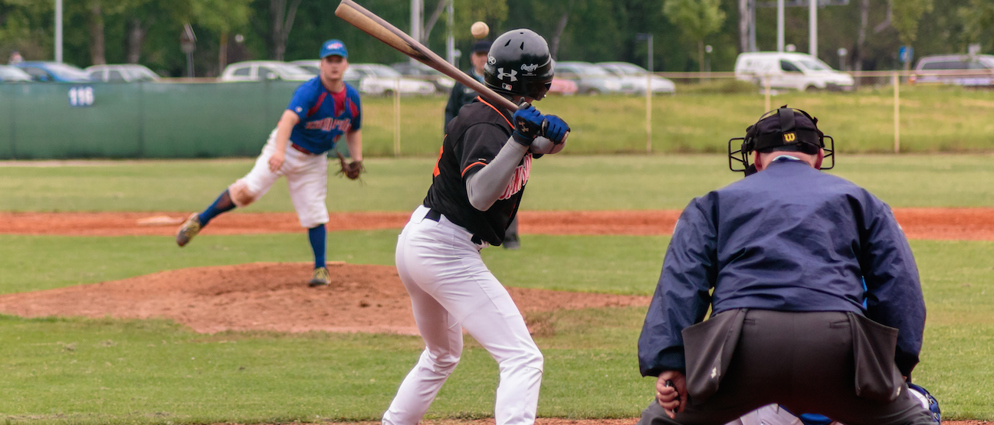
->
xmin=638 ymin=310 xmax=935 ymax=425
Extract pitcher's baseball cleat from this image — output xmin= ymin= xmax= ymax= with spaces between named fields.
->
xmin=308 ymin=267 xmax=330 ymax=287
xmin=175 ymin=213 xmax=202 ymax=247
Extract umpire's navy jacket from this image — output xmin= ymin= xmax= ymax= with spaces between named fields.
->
xmin=638 ymin=157 xmax=926 ymax=378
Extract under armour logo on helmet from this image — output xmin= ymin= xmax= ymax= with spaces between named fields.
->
xmin=497 ymin=68 xmax=517 ymax=82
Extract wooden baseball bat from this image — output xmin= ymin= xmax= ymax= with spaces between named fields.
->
xmin=335 ymin=0 xmax=517 ymax=111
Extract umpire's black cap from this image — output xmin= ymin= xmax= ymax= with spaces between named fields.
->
xmin=745 ymin=106 xmax=824 ymax=154
xmin=472 ymin=40 xmax=492 ymax=54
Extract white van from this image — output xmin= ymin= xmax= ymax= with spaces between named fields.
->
xmin=734 ymin=52 xmax=854 ymax=92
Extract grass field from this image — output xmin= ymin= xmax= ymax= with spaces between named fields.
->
xmin=1 ymin=154 xmax=992 ymax=424
xmin=355 ymin=85 xmax=994 ymax=157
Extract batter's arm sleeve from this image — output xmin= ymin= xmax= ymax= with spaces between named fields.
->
xmin=638 ymin=196 xmax=718 ymax=377
xmin=465 ymin=136 xmax=528 ymax=211
xmin=344 ymin=129 xmax=362 ymax=161
xmin=858 ymin=195 xmax=926 ymax=377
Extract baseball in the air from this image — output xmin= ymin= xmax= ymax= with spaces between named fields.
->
xmin=471 ymin=21 xmax=489 ymax=39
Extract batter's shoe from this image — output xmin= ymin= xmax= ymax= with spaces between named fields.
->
xmin=503 ymin=233 xmax=521 ymax=250
xmin=308 ymin=267 xmax=330 ymax=287
xmin=175 ymin=213 xmax=202 ymax=247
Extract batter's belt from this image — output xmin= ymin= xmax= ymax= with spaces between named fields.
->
xmin=425 ymin=208 xmax=484 ymax=245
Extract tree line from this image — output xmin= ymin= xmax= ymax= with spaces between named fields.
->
xmin=1 ymin=0 xmax=991 ymax=78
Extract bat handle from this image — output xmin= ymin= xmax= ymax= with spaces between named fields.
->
xmin=515 ymin=101 xmax=548 ymax=137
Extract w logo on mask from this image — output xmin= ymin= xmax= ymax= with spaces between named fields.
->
xmin=497 ymin=68 xmax=518 ymax=82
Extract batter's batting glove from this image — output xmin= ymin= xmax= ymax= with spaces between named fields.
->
xmin=542 ymin=115 xmax=570 ymax=144
xmin=512 ymin=103 xmax=544 ymax=147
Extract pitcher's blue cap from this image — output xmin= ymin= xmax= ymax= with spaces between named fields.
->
xmin=320 ymin=39 xmax=348 ymax=58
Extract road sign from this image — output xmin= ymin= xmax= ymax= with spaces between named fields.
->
xmin=899 ymin=46 xmax=913 ymax=64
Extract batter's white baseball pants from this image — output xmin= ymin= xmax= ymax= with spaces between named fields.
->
xmin=232 ymin=129 xmax=329 ymax=229
xmin=383 ymin=205 xmax=544 ymax=425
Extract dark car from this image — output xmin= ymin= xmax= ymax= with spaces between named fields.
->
xmin=13 ymin=61 xmax=93 ymax=82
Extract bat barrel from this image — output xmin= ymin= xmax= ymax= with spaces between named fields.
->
xmin=335 ymin=0 xmax=517 ymax=111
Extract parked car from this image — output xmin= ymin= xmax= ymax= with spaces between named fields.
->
xmin=390 ymin=61 xmax=455 ymax=94
xmin=597 ymin=61 xmax=676 ymax=94
xmin=219 ymin=61 xmax=313 ymax=82
xmin=289 ymin=59 xmax=363 ymax=88
xmin=554 ymin=61 xmax=624 ymax=95
xmin=910 ymin=54 xmax=994 ymax=87
xmin=348 ymin=63 xmax=436 ymax=96
xmin=0 ymin=65 xmax=33 ymax=82
xmin=734 ymin=52 xmax=853 ymax=92
xmin=547 ymin=77 xmax=578 ymax=95
xmin=13 ymin=61 xmax=93 ymax=82
xmin=85 ymin=64 xmax=160 ymax=82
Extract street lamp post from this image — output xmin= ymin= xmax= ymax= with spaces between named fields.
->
xmin=55 ymin=0 xmax=63 ymax=62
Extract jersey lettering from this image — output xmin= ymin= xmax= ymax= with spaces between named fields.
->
xmin=498 ymin=154 xmax=532 ymax=200
xmin=305 ymin=117 xmax=352 ymax=132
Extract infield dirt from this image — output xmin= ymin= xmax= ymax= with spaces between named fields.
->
xmin=0 ymin=209 xmax=988 ymax=425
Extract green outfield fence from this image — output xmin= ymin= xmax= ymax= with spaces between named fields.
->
xmin=1 ymin=72 xmax=992 ymax=160
xmin=0 ymin=80 xmax=307 ymax=159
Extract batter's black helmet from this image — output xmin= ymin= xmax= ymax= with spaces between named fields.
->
xmin=728 ymin=105 xmax=835 ymax=174
xmin=484 ymin=29 xmax=554 ymax=100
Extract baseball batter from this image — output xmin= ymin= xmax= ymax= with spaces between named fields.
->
xmin=382 ymin=29 xmax=569 ymax=425
xmin=175 ymin=39 xmax=364 ymax=287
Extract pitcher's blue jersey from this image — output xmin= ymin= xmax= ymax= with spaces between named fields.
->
xmin=286 ymin=77 xmax=362 ymax=154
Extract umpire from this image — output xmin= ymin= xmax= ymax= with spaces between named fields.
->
xmin=637 ymin=107 xmax=934 ymax=425
xmin=443 ymin=40 xmax=491 ymax=129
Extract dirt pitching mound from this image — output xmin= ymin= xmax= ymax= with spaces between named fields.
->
xmin=0 ymin=262 xmax=649 ymax=335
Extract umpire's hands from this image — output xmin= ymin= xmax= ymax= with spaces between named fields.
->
xmin=656 ymin=371 xmax=687 ymax=419
xmin=512 ymin=103 xmax=544 ymax=147
xmin=542 ymin=115 xmax=570 ymax=144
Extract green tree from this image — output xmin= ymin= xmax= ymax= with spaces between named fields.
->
xmin=192 ymin=0 xmax=253 ymax=70
xmin=663 ymin=0 xmax=725 ymax=72
xmin=891 ymin=0 xmax=932 ymax=69
xmin=960 ymin=0 xmax=994 ymax=52
xmin=453 ymin=0 xmax=507 ymax=42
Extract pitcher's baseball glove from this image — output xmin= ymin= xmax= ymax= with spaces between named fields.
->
xmin=335 ymin=151 xmax=364 ymax=180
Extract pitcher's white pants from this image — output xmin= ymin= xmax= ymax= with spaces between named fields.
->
xmin=383 ymin=205 xmax=544 ymax=425
xmin=232 ymin=129 xmax=329 ymax=229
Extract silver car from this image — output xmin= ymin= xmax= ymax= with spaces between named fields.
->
xmin=290 ymin=60 xmax=362 ymax=88
xmin=554 ymin=61 xmax=625 ymax=95
xmin=597 ymin=62 xmax=675 ymax=94
xmin=85 ymin=64 xmax=161 ymax=82
xmin=348 ymin=64 xmax=436 ymax=96
xmin=390 ymin=61 xmax=455 ymax=94
xmin=219 ymin=61 xmax=313 ymax=82
xmin=911 ymin=54 xmax=994 ymax=87
xmin=0 ymin=65 xmax=32 ymax=82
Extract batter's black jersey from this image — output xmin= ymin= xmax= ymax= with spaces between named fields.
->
xmin=423 ymin=97 xmax=532 ymax=246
